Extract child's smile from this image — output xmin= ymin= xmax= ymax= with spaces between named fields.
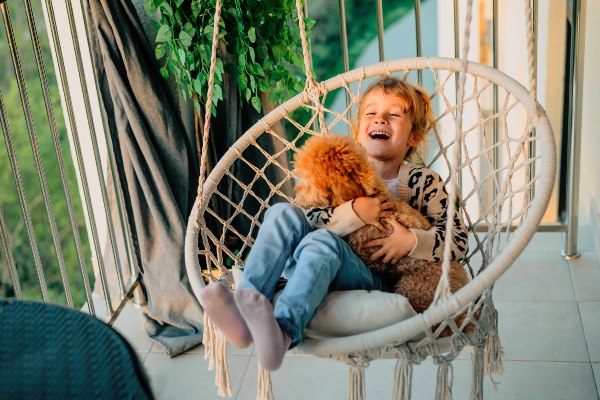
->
xmin=357 ymin=88 xmax=416 ymax=176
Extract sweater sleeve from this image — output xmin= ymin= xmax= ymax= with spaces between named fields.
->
xmin=405 ymin=168 xmax=469 ymax=262
xmin=303 ymin=200 xmax=366 ymax=237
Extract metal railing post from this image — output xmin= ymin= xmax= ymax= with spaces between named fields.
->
xmin=562 ymin=0 xmax=586 ymax=259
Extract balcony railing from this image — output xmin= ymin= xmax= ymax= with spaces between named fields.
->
xmin=0 ymin=0 xmax=586 ymax=317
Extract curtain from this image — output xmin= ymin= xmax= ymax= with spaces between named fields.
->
xmin=83 ymin=0 xmax=203 ymax=356
xmin=83 ymin=0 xmax=293 ymax=356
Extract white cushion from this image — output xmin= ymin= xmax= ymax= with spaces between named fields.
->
xmin=304 ymin=290 xmax=417 ymax=339
xmin=232 ymin=266 xmax=418 ymax=339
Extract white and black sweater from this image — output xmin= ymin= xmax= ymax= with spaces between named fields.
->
xmin=303 ymin=165 xmax=469 ymax=262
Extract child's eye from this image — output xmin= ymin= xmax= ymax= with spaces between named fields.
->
xmin=389 ymin=113 xmax=399 ymax=117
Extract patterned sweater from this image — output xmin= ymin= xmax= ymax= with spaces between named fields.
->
xmin=304 ymin=165 xmax=469 ymax=262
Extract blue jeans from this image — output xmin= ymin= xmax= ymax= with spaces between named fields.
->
xmin=237 ymin=202 xmax=385 ymax=348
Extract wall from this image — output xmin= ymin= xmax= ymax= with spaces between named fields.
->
xmin=579 ymin=0 xmax=600 ymax=248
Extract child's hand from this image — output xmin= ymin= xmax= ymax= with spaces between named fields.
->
xmin=363 ymin=218 xmax=416 ymax=264
xmin=352 ymin=195 xmax=396 ymax=231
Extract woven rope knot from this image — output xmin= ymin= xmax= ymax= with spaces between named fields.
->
xmin=301 ymin=78 xmax=326 ymax=105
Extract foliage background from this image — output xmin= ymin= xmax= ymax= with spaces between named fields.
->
xmin=0 ymin=0 xmax=414 ymax=307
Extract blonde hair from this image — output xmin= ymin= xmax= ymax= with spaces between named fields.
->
xmin=351 ymin=76 xmax=435 ymax=164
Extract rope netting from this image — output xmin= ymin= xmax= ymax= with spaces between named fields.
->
xmin=196 ymin=64 xmax=541 ymax=286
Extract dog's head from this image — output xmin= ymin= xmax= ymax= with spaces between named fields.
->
xmin=293 ymin=135 xmax=384 ymax=208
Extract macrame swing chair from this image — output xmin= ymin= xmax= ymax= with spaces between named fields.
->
xmin=185 ymin=0 xmax=556 ymax=398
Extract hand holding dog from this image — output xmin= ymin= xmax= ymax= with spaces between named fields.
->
xmin=352 ymin=195 xmax=396 ymax=232
xmin=364 ymin=218 xmax=416 ymax=264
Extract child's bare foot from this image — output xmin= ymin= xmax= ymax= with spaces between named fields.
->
xmin=234 ymin=288 xmax=291 ymax=371
xmin=199 ymin=281 xmax=252 ymax=348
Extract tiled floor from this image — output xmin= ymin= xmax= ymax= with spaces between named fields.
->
xmin=111 ymin=230 xmax=600 ymax=400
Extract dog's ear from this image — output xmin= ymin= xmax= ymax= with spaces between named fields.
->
xmin=328 ymin=180 xmax=366 ymax=206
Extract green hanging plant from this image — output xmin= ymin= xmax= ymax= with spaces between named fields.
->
xmin=145 ymin=0 xmax=315 ymax=117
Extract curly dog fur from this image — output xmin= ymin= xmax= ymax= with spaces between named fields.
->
xmin=294 ymin=135 xmax=470 ymax=333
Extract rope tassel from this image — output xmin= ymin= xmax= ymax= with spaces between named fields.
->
xmin=435 ymin=362 xmax=453 ymax=400
xmin=202 ymin=313 xmax=232 ymax=397
xmin=484 ymin=328 xmax=505 ymax=376
xmin=392 ymin=360 xmax=413 ymax=400
xmin=257 ymin=367 xmax=274 ymax=400
xmin=203 ymin=312 xmax=216 ymax=368
xmin=349 ymin=365 xmax=366 ymax=400
xmin=215 ymin=331 xmax=232 ymax=397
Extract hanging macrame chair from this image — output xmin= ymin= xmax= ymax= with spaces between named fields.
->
xmin=184 ymin=0 xmax=556 ymax=399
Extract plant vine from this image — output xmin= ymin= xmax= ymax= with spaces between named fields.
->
xmin=145 ymin=0 xmax=315 ymax=117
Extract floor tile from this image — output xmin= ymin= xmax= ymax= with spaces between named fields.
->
xmin=494 ymin=300 xmax=589 ymax=362
xmin=493 ymin=251 xmax=575 ymax=302
xmin=238 ymin=355 xmax=349 ymax=400
xmin=110 ymin=303 xmax=155 ymax=353
xmin=525 ymin=231 xmax=565 ymax=252
xmin=580 ymin=301 xmax=600 ymax=362
xmin=569 ymin=252 xmax=600 ymax=301
xmin=406 ymin=359 xmax=597 ymax=400
xmin=143 ymin=352 xmax=252 ymax=400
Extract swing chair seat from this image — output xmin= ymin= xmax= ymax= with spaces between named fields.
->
xmin=185 ymin=56 xmax=556 ymax=398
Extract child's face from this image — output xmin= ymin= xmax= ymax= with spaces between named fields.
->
xmin=357 ymin=88 xmax=416 ymax=165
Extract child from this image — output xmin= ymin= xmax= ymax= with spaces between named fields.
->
xmin=199 ymin=76 xmax=468 ymax=371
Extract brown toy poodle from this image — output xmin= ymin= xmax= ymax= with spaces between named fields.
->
xmin=294 ymin=134 xmax=469 ymax=333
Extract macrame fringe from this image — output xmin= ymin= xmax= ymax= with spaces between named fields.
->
xmin=484 ymin=328 xmax=504 ymax=375
xmin=202 ymin=312 xmax=232 ymax=397
xmin=349 ymin=365 xmax=366 ymax=400
xmin=215 ymin=331 xmax=232 ymax=397
xmin=392 ymin=360 xmax=413 ymax=400
xmin=435 ymin=362 xmax=453 ymax=400
xmin=203 ymin=312 xmax=216 ymax=368
xmin=257 ymin=367 xmax=274 ymax=400
xmin=469 ymin=345 xmax=484 ymax=400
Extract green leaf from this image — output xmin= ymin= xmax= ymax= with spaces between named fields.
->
xmin=155 ymin=44 xmax=165 ymax=60
xmin=193 ymin=77 xmax=202 ymax=95
xmin=178 ymin=48 xmax=186 ymax=64
xmin=251 ymin=96 xmax=261 ymax=113
xmin=252 ymin=63 xmax=265 ymax=77
xmin=248 ymin=27 xmax=256 ymax=44
xmin=143 ymin=0 xmax=156 ymax=14
xmin=291 ymin=52 xmax=304 ymax=70
xmin=304 ymin=17 xmax=316 ymax=31
xmin=183 ymin=22 xmax=195 ymax=36
xmin=248 ymin=47 xmax=255 ymax=63
xmin=159 ymin=67 xmax=169 ymax=79
xmin=191 ymin=0 xmax=201 ymax=18
xmin=212 ymin=84 xmax=223 ymax=105
xmin=272 ymin=45 xmax=283 ymax=58
xmin=257 ymin=79 xmax=269 ymax=92
xmin=155 ymin=25 xmax=171 ymax=42
xmin=244 ymin=88 xmax=251 ymax=101
xmin=239 ymin=74 xmax=248 ymax=91
xmin=204 ymin=25 xmax=214 ymax=38
xmin=238 ymin=54 xmax=246 ymax=68
xmin=175 ymin=0 xmax=184 ymax=8
xmin=179 ymin=31 xmax=192 ymax=47
xmin=216 ymin=58 xmax=224 ymax=73
xmin=161 ymin=2 xmax=173 ymax=16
